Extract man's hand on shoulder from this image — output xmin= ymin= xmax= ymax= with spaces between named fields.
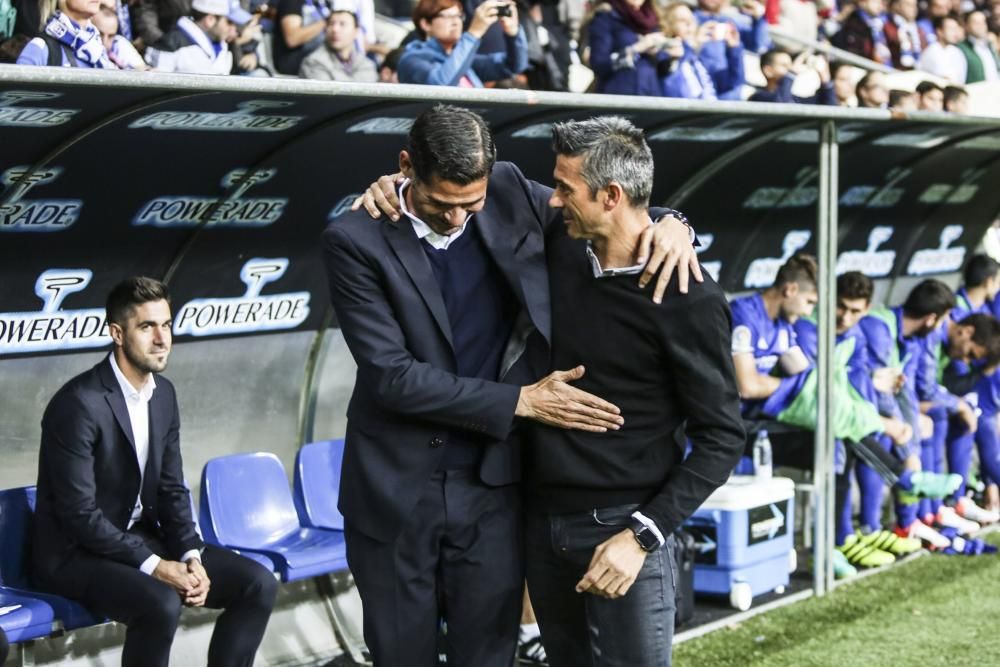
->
xmin=351 ymin=172 xmax=404 ymax=221
xmin=516 ymin=366 xmax=624 ymax=432
xmin=152 ymin=559 xmax=198 ymax=597
xmin=637 ymin=214 xmax=703 ymax=303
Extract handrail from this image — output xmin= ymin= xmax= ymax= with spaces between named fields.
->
xmin=767 ymin=26 xmax=896 ymax=74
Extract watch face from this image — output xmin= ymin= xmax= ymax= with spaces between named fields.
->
xmin=631 ymin=523 xmax=659 ymax=552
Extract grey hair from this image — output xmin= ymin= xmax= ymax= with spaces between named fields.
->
xmin=550 ymin=116 xmax=654 ymax=208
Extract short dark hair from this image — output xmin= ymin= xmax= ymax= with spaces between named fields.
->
xmin=192 ymin=9 xmax=209 ymax=21
xmin=856 ymin=71 xmax=883 ymax=99
xmin=329 ymin=9 xmax=359 ymax=25
xmin=889 ymin=89 xmax=913 ymax=107
xmin=774 ymin=254 xmax=818 ymax=290
xmin=916 ymin=80 xmax=944 ymax=96
xmin=760 ymin=48 xmax=788 ymax=71
xmin=106 ymin=277 xmax=170 ymax=326
xmin=944 ymin=85 xmax=968 ymax=106
xmin=407 ymin=105 xmax=496 ymax=185
xmin=963 ymin=253 xmax=1000 ymax=288
xmin=902 ymin=279 xmax=955 ymax=318
xmin=382 ymin=46 xmax=404 ymax=72
xmin=958 ymin=313 xmax=1000 ymax=365
xmin=837 ymin=271 xmax=874 ymax=303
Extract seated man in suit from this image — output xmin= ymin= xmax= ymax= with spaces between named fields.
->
xmin=31 ymin=277 xmax=277 ymax=667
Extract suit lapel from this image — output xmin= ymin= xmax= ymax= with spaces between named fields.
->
xmin=142 ymin=390 xmax=164 ymax=505
xmin=98 ymin=360 xmax=141 ymax=479
xmin=382 ymin=218 xmax=454 ymax=349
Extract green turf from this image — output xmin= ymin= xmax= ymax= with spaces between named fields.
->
xmin=674 ymin=533 xmax=1000 ymax=667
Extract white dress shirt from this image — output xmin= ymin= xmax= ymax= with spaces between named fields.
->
xmin=918 ymin=42 xmax=968 ymax=83
xmin=108 ymin=354 xmax=199 ymax=575
xmin=398 ymin=179 xmax=470 ymax=250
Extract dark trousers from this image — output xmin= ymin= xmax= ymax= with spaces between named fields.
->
xmin=525 ymin=504 xmax=677 ymax=667
xmin=345 ymin=470 xmax=522 ymax=667
xmin=37 ymin=530 xmax=277 ymax=667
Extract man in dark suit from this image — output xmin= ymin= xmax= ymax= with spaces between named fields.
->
xmin=323 ymin=104 xmax=697 ymax=666
xmin=32 ymin=277 xmax=277 ymax=667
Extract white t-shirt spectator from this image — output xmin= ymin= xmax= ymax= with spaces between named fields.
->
xmin=918 ymin=42 xmax=967 ymax=82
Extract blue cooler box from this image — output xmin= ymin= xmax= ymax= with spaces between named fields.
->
xmin=682 ymin=475 xmax=796 ymax=611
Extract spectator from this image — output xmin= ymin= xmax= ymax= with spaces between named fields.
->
xmin=830 ymin=61 xmax=857 ymax=105
xmin=889 ymin=87 xmax=918 ymax=109
xmin=13 ymin=0 xmax=58 ymax=39
xmin=831 ymin=0 xmax=893 ymax=65
xmin=133 ymin=0 xmax=191 ymax=50
xmin=915 ymin=79 xmax=944 ymax=109
xmin=918 ymin=15 xmax=967 ymax=81
xmin=958 ymin=10 xmax=999 ymax=82
xmin=943 ymin=84 xmax=968 ymax=112
xmin=749 ymin=49 xmax=837 ymax=104
xmin=884 ymin=0 xmax=929 ymax=68
xmin=520 ymin=0 xmax=572 ymax=91
xmin=300 ymin=3 xmax=378 ymax=80
xmin=397 ymin=0 xmax=528 ymax=86
xmin=917 ymin=0 xmax=951 ymax=44
xmin=274 ymin=0 xmax=331 ymax=74
xmin=855 ymin=69 xmax=889 ymax=107
xmin=231 ymin=13 xmax=267 ymax=75
xmin=694 ymin=0 xmax=767 ymax=99
xmin=379 ymin=44 xmax=403 ymax=80
xmin=0 ymin=34 xmax=29 ymax=61
xmin=92 ymin=0 xmax=145 ymax=69
xmin=694 ymin=0 xmax=770 ymax=54
xmin=585 ymin=0 xmax=667 ymax=96
xmin=16 ymin=0 xmax=116 ymax=67
xmin=659 ymin=1 xmax=742 ymax=99
xmin=145 ymin=0 xmax=249 ymax=74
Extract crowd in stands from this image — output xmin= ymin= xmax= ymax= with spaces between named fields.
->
xmin=0 ymin=0 xmax=996 ymax=110
xmin=732 ymin=253 xmax=1000 ymax=576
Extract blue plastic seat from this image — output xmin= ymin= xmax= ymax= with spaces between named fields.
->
xmin=0 ymin=487 xmax=102 ymax=637
xmin=294 ymin=439 xmax=346 ymax=530
xmin=0 ymin=590 xmax=54 ymax=643
xmin=200 ymin=453 xmax=347 ymax=582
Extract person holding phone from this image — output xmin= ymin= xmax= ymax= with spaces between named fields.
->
xmin=587 ymin=0 xmax=671 ymax=96
xmin=397 ymin=0 xmax=528 ymax=86
xmin=658 ymin=1 xmax=744 ymax=100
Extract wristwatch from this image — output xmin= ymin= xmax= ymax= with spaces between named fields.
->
xmin=629 ymin=517 xmax=662 ymax=553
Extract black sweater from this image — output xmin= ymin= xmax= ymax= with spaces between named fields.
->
xmin=527 ymin=226 xmax=746 ymax=535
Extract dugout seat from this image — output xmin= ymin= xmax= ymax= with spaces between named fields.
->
xmin=199 ymin=452 xmax=347 ymax=582
xmin=293 ymin=439 xmax=346 ymax=531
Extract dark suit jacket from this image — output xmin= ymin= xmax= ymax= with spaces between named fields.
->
xmin=32 ymin=358 xmax=203 ymax=592
xmin=322 ymin=161 xmax=556 ymax=543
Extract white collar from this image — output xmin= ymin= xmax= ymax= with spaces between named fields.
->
xmin=108 ymin=352 xmax=156 ymax=402
xmin=398 ymin=178 xmax=470 ymax=250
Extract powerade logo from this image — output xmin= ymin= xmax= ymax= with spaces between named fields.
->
xmin=0 ymin=270 xmax=110 ymax=354
xmin=0 ymin=91 xmax=79 ymax=127
xmin=346 ymin=117 xmax=414 ymax=135
xmin=907 ymin=225 xmax=966 ymax=276
xmin=328 ymin=194 xmax=361 ymax=221
xmin=648 ymin=119 xmax=754 ymax=143
xmin=511 ymin=123 xmax=553 ymax=139
xmin=0 ymin=166 xmax=83 ymax=232
xmin=133 ymin=168 xmax=287 ymax=228
xmin=743 ymin=230 xmax=811 ymax=289
xmin=173 ymin=258 xmax=310 ymax=336
xmin=129 ymin=101 xmax=303 ymax=132
xmin=836 ymin=227 xmax=896 ymax=277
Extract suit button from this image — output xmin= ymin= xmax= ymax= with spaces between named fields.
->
xmin=430 ymin=437 xmax=445 ymax=448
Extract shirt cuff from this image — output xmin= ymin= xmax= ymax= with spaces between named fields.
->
xmin=180 ymin=549 xmax=202 ymax=563
xmin=631 ymin=511 xmax=666 ymax=547
xmin=139 ymin=554 xmax=162 ymax=576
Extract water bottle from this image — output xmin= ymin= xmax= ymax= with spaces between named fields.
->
xmin=753 ymin=430 xmax=772 ymax=479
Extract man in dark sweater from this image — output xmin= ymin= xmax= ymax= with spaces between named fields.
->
xmin=524 ymin=117 xmax=746 ymax=666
